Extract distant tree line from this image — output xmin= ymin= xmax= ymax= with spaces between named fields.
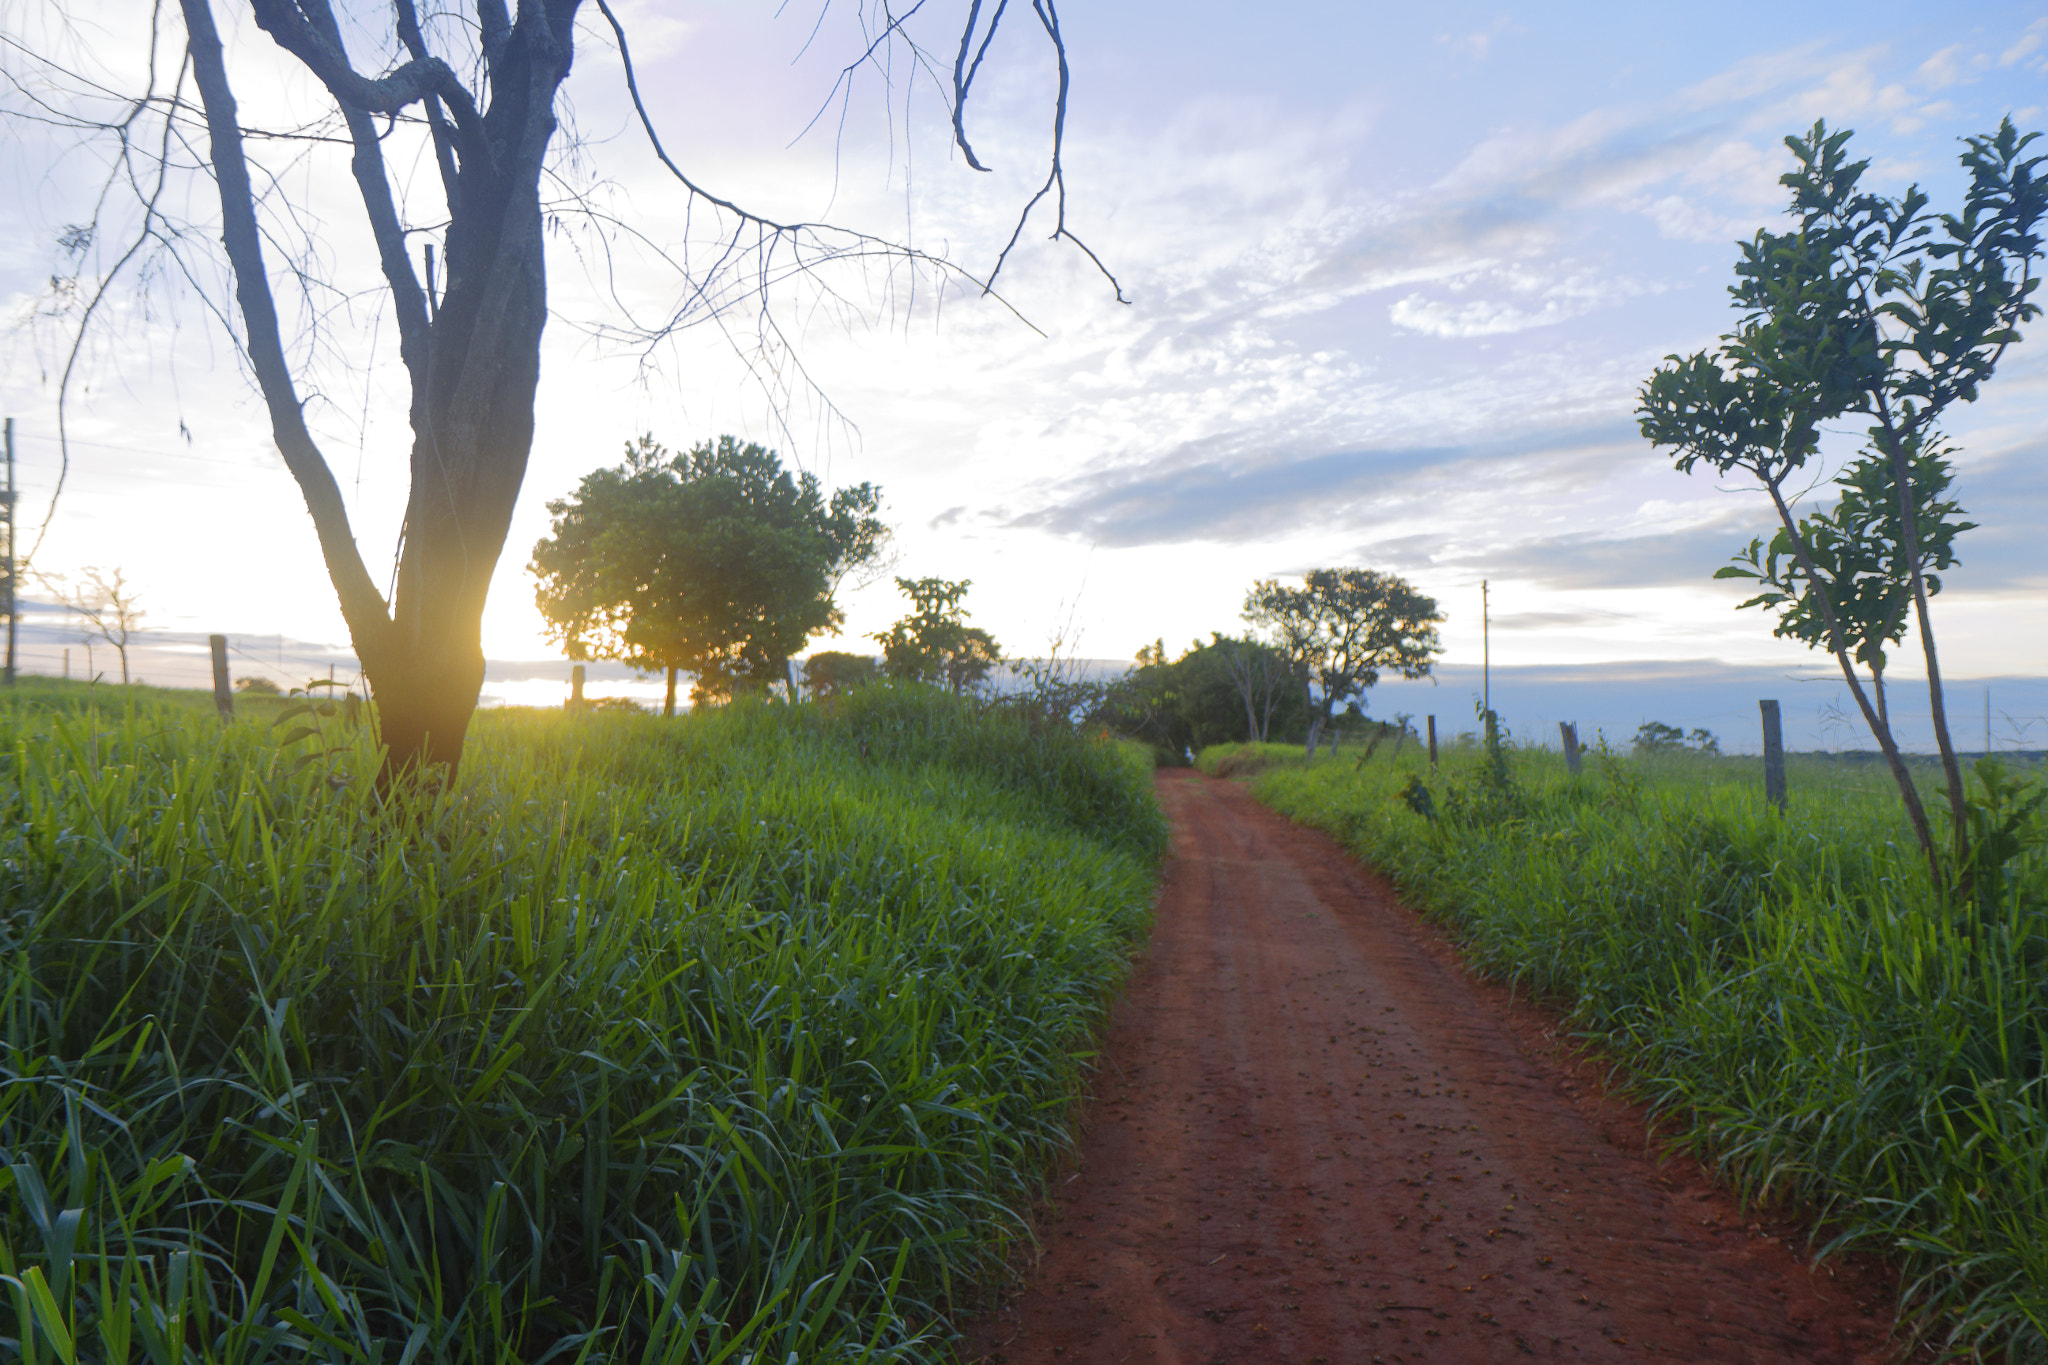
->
xmin=1094 ymin=568 xmax=1443 ymax=762
xmin=532 ymin=439 xmax=1007 ymax=712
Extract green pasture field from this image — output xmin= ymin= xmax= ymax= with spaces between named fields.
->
xmin=0 ymin=680 xmax=1167 ymax=1363
xmin=1201 ymin=736 xmax=2048 ymax=1360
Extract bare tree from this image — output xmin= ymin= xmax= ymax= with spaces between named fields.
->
xmin=1215 ymin=636 xmax=1293 ymax=744
xmin=54 ymin=565 xmax=146 ymax=685
xmin=7 ymin=0 xmax=1118 ymax=780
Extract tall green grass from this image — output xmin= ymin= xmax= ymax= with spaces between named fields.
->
xmin=1204 ymin=739 xmax=2048 ymax=1360
xmin=1 ymin=682 xmax=1165 ymax=1363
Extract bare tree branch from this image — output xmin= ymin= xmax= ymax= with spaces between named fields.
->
xmin=247 ymin=0 xmax=486 ymax=142
xmin=950 ymin=0 xmax=1005 ymax=170
xmin=179 ymin=0 xmax=393 ymax=653
xmin=986 ymin=0 xmax=1125 ymax=301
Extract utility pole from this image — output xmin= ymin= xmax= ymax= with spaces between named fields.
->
xmin=1481 ymin=578 xmax=1490 ymax=717
xmin=3 ymin=417 xmax=15 ymax=686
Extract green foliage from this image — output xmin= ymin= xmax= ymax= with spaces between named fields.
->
xmin=1638 ymin=117 xmax=2047 ymax=879
xmin=1095 ymin=635 xmax=1311 ymax=760
xmin=1631 ymin=721 xmax=1720 ymax=755
xmin=231 ymin=676 xmax=282 ymax=696
xmin=1237 ymin=742 xmax=2048 ymax=1358
xmin=801 ymin=650 xmax=882 ymax=698
xmin=872 ymin=579 xmax=1001 ymax=693
xmin=531 ymin=435 xmax=884 ymax=704
xmin=0 ymin=683 xmax=1160 ymax=1362
xmin=1243 ymin=569 xmax=1442 ymax=747
xmin=1716 ymin=438 xmax=1972 ymax=712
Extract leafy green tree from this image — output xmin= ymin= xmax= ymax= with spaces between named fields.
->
xmin=1099 ymin=635 xmax=1310 ymax=757
xmin=802 ymin=650 xmax=881 ymax=699
xmin=1245 ymin=569 xmax=1444 ymax=757
xmin=531 ymin=436 xmax=883 ymax=714
xmin=1632 ymin=722 xmax=1719 ymax=755
xmin=872 ymin=577 xmax=1001 ymax=693
xmin=1639 ymin=119 xmax=2044 ymax=888
xmin=1718 ymin=437 xmax=1972 ymax=734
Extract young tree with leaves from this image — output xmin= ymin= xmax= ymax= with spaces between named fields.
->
xmin=1244 ymin=569 xmax=1443 ymax=758
xmin=873 ymin=577 xmax=1002 ymax=693
xmin=1639 ymin=119 xmax=2044 ymax=892
xmin=531 ymin=435 xmax=883 ymax=714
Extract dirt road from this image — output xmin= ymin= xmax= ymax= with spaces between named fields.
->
xmin=962 ymin=771 xmax=1903 ymax=1365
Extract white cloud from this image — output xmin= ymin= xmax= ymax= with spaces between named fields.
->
xmin=1438 ymin=15 xmax=1520 ymax=63
xmin=1388 ymin=293 xmax=1572 ymax=338
xmin=1387 ymin=265 xmax=1655 ymax=337
xmin=1919 ymin=43 xmax=1971 ymax=90
xmin=2000 ymin=21 xmax=2047 ymax=68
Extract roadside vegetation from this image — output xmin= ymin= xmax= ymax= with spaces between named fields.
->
xmin=1 ymin=680 xmax=1164 ymax=1363
xmin=1201 ymin=734 xmax=2047 ymax=1358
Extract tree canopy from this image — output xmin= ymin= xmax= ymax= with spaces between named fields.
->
xmin=1245 ymin=569 xmax=1443 ymax=756
xmin=873 ymin=577 xmax=1002 ymax=693
xmin=1095 ymin=635 xmax=1310 ymax=760
xmin=801 ymin=650 xmax=882 ymax=699
xmin=531 ymin=435 xmax=882 ymax=711
xmin=1638 ymin=118 xmax=2045 ymax=892
xmin=1631 ymin=721 xmax=1720 ymax=756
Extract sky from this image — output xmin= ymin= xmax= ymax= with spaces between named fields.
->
xmin=4 ymin=1 xmax=2048 ymax=748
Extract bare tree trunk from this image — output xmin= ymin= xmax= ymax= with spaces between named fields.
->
xmin=1761 ymin=477 xmax=1941 ymax=889
xmin=1873 ymin=408 xmax=1969 ymax=884
xmin=181 ymin=0 xmax=579 ymax=782
xmin=664 ymin=666 xmax=678 ymax=717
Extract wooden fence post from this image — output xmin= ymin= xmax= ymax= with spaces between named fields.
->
xmin=1427 ymin=714 xmax=1438 ymax=767
xmin=1559 ymin=720 xmax=1582 ymax=776
xmin=209 ymin=635 xmax=233 ymax=719
xmin=569 ymin=663 xmax=585 ymax=711
xmin=1759 ymin=699 xmax=1786 ymax=811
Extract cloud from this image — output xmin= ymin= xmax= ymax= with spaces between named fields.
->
xmin=1007 ymin=441 xmax=1464 ymax=547
xmin=1918 ymin=44 xmax=1971 ymax=90
xmin=1007 ymin=422 xmax=1641 ymax=548
xmin=1438 ymin=16 xmax=1521 ymax=63
xmin=1388 ymin=264 xmax=1657 ymax=337
xmin=1445 ymin=522 xmax=1756 ymax=589
xmin=2001 ymin=21 xmax=2047 ymax=68
xmin=1490 ymin=608 xmax=1648 ymax=632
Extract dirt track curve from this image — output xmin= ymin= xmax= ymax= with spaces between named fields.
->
xmin=962 ymin=770 xmax=1908 ymax=1365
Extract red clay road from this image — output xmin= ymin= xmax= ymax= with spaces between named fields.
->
xmin=961 ymin=770 xmax=1907 ymax=1365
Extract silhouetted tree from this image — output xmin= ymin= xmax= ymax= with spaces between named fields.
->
xmin=531 ymin=435 xmax=882 ymax=714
